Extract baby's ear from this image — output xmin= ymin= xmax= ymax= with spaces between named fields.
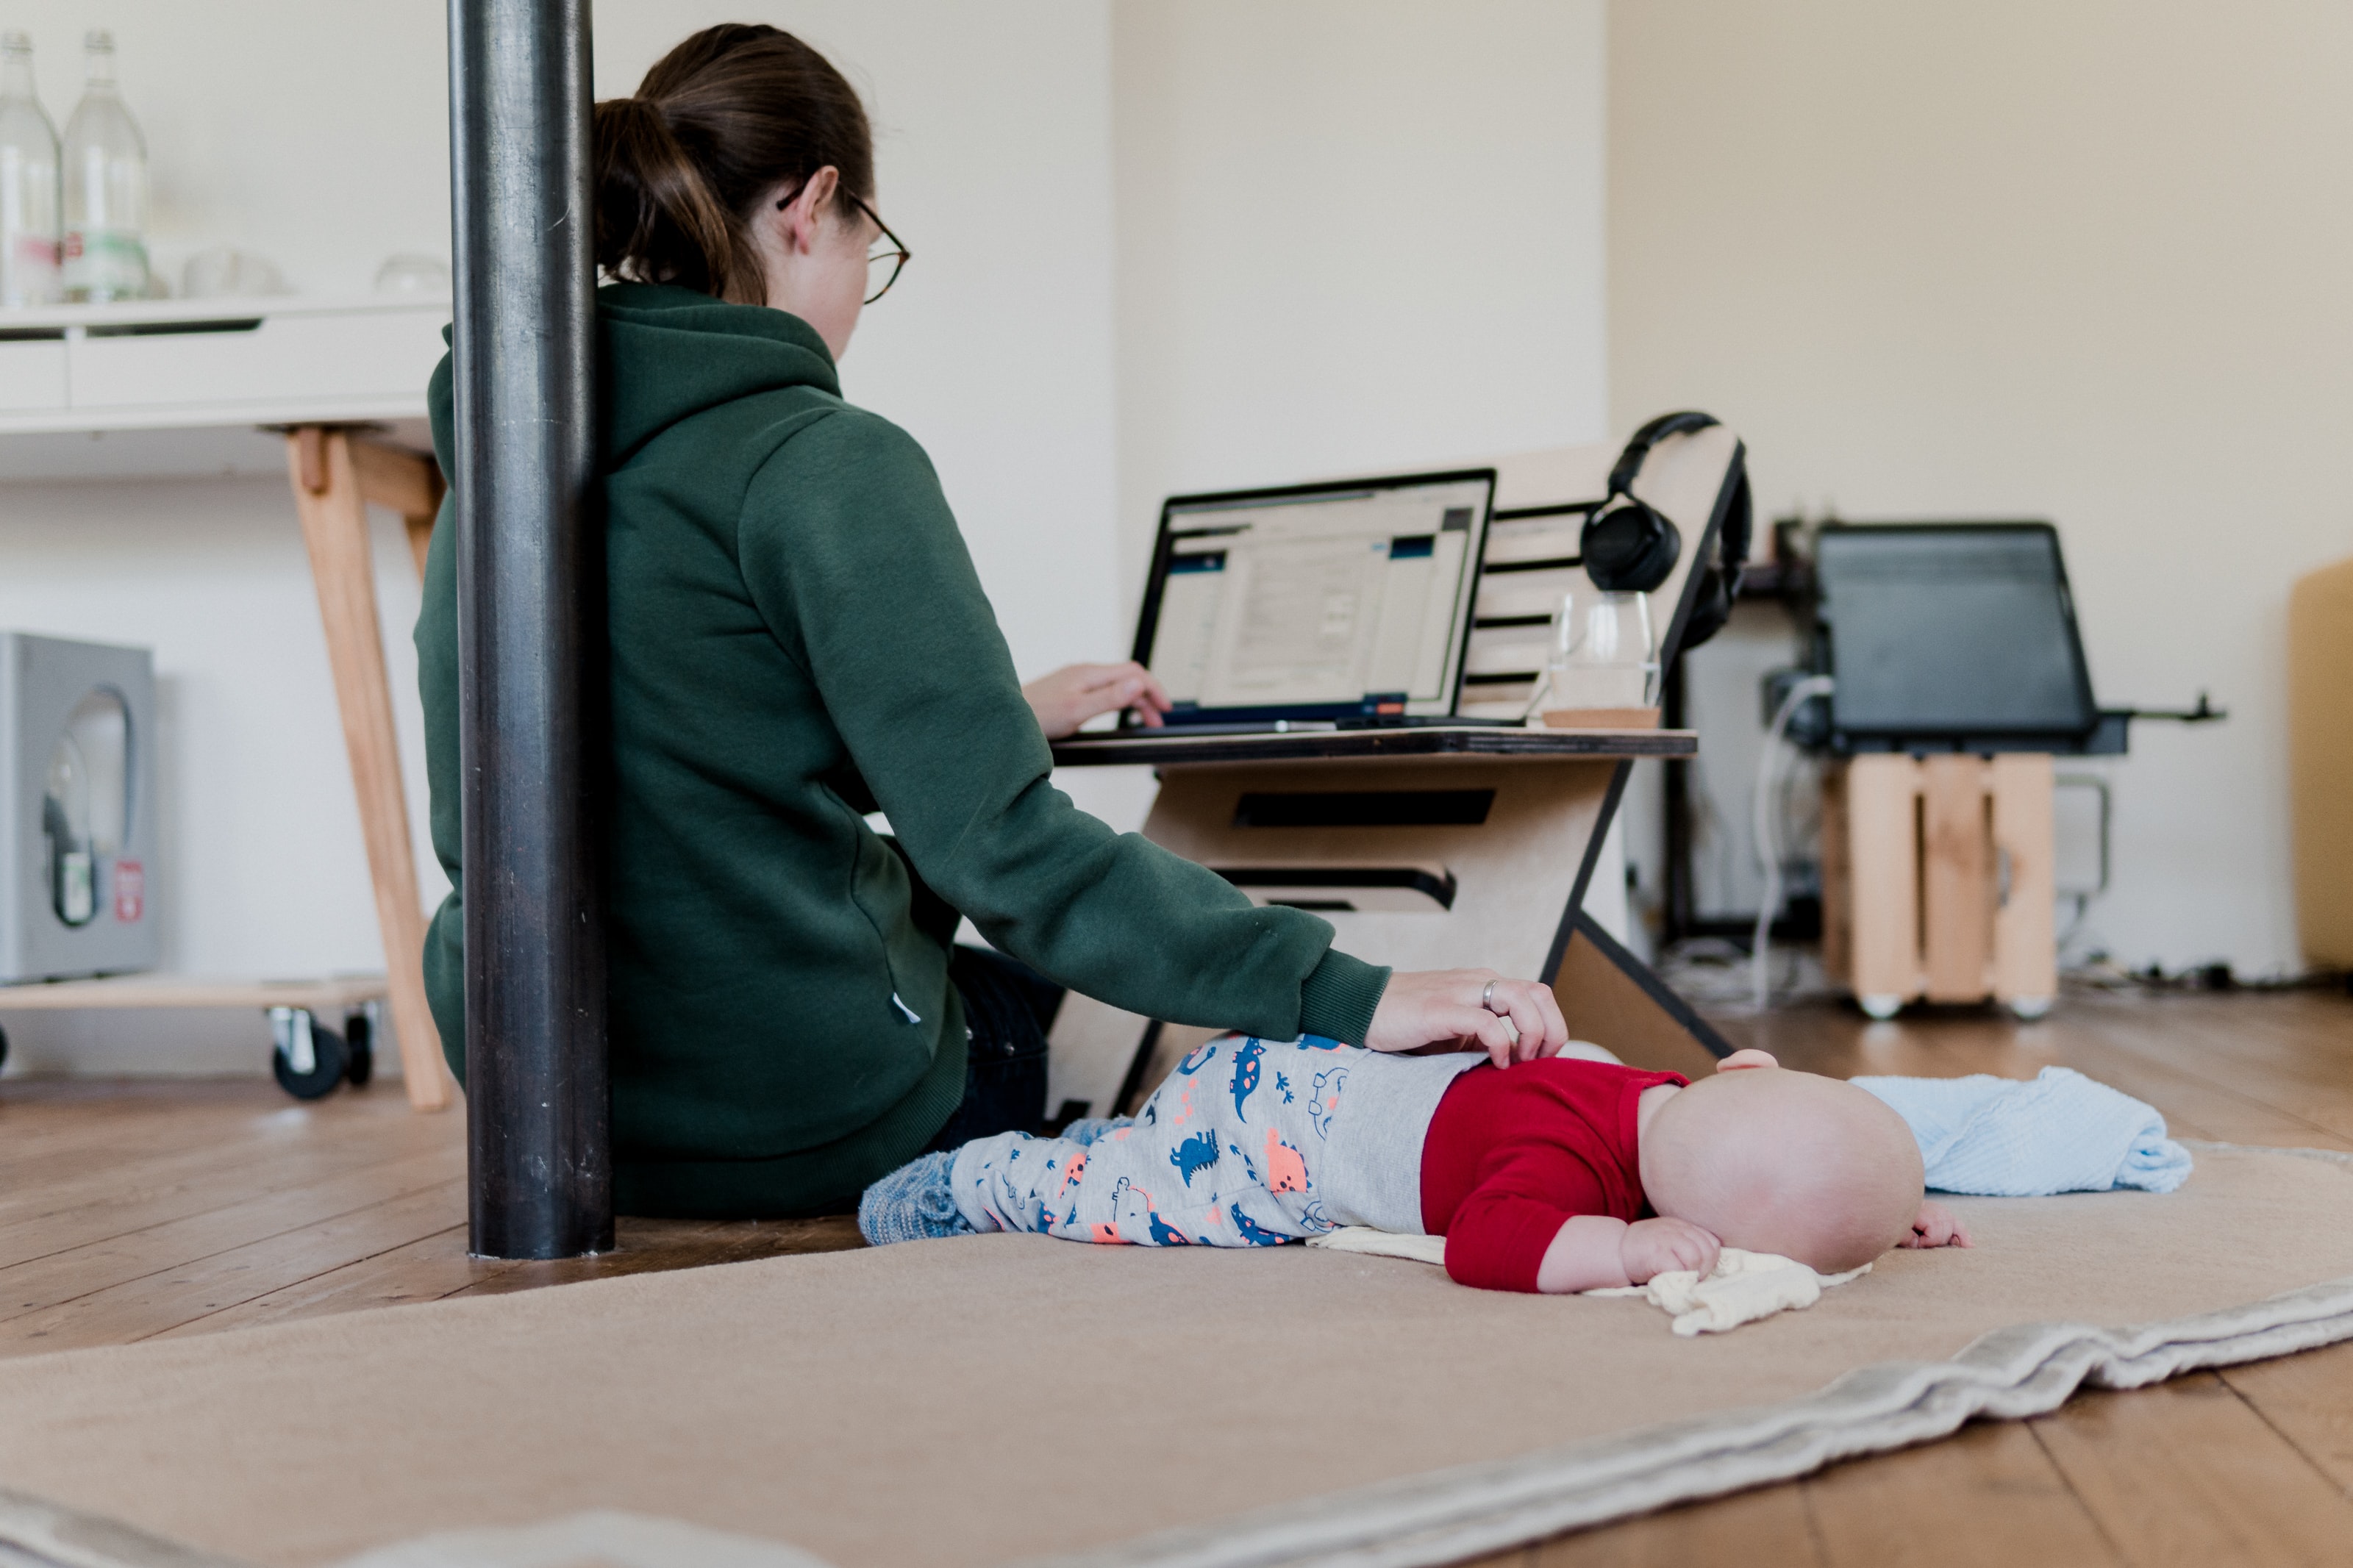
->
xmin=1716 ymin=1049 xmax=1779 ymax=1073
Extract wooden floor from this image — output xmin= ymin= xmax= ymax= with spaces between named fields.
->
xmin=2 ymin=987 xmax=2350 ymax=1565
xmin=0 ymin=1079 xmax=860 ymax=1354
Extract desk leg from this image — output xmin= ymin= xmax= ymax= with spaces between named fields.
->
xmin=286 ymin=428 xmax=451 ymax=1111
xmin=349 ymin=432 xmax=445 ymax=580
xmin=1990 ymin=753 xmax=2057 ymax=1014
xmin=1552 ymin=909 xmax=1732 ymax=1078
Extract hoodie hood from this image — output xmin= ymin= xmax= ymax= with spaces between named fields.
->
xmin=428 ymin=282 xmax=842 ymax=479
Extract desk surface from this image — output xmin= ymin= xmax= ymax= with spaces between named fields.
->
xmin=1050 ymin=724 xmax=1696 ymax=767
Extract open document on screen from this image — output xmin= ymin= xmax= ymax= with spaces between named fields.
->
xmin=1137 ymin=471 xmax=1494 ymax=724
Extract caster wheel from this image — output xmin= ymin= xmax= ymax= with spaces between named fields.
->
xmin=270 ymin=1008 xmax=349 ymax=1100
xmin=1857 ymin=994 xmax=1904 ymax=1022
xmin=2007 ymin=995 xmax=2054 ymax=1021
xmin=342 ymin=1009 xmax=376 ymax=1086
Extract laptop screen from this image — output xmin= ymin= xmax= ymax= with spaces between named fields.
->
xmin=1132 ymin=469 xmax=1496 ymax=726
xmin=1815 ymin=523 xmax=2099 ymax=741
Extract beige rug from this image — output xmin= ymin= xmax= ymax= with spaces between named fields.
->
xmin=2 ymin=1144 xmax=2351 ymax=1568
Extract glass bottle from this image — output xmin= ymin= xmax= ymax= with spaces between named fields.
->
xmin=0 ymin=32 xmax=60 ymax=307
xmin=60 ymin=29 xmax=147 ymax=304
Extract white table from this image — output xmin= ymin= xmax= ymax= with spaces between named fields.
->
xmin=0 ymin=294 xmax=454 ymax=1108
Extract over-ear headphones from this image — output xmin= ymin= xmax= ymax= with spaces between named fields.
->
xmin=1677 ymin=466 xmax=1750 ymax=651
xmin=1580 ymin=410 xmax=1750 ymax=651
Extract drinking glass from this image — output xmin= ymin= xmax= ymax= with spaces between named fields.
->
xmin=1535 ymin=590 xmax=1657 ymax=715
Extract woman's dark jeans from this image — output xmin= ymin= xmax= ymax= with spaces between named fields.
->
xmin=921 ymin=946 xmax=1065 ymax=1152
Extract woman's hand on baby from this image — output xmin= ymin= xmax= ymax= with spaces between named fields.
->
xmin=1620 ymin=1217 xmax=1721 ymax=1284
xmin=1901 ymin=1199 xmax=1971 ymax=1249
xmin=1021 ymin=662 xmax=1174 ymax=739
xmin=1362 ymin=970 xmax=1568 ymax=1067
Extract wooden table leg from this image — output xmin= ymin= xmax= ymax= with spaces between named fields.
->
xmin=1990 ymin=753 xmax=2057 ymax=1014
xmin=1844 ymin=753 xmax=1922 ymax=1015
xmin=1921 ymin=755 xmax=1992 ymax=1003
xmin=286 ymin=427 xmax=451 ymax=1111
xmin=350 ymin=434 xmax=443 ymax=579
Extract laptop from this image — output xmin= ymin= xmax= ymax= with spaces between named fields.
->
xmin=1811 ymin=523 xmax=2102 ymax=750
xmin=1108 ymin=468 xmax=1501 ymax=734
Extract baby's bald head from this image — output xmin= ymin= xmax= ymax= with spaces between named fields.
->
xmin=1640 ymin=1066 xmax=1922 ymax=1273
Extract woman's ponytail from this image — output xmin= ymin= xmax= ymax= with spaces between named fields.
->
xmin=591 ymin=25 xmax=875 ymax=309
xmin=593 ymin=96 xmax=755 ymax=301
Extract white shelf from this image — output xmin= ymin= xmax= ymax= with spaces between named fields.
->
xmin=0 ymin=293 xmax=447 ymax=480
xmin=0 ymin=973 xmax=388 ymax=1012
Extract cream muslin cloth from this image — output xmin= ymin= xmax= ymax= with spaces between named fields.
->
xmin=1307 ymin=1228 xmax=1865 ymax=1333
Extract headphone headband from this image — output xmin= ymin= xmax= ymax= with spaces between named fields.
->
xmin=1605 ymin=410 xmax=1720 ymax=498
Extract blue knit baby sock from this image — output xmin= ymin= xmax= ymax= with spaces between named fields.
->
xmin=1060 ymin=1116 xmax=1132 ymax=1146
xmin=857 ymin=1150 xmax=976 ymax=1245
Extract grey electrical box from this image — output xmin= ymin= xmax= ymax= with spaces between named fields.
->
xmin=0 ymin=634 xmax=159 ymax=984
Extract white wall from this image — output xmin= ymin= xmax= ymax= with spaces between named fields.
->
xmin=1110 ymin=0 xmax=1609 ymax=612
xmin=0 ymin=2 xmax=1123 ymax=1073
xmin=0 ymin=1 xmax=451 ymax=297
xmin=1063 ymin=0 xmax=1609 ymax=847
xmin=1609 ymin=0 xmax=2353 ymax=974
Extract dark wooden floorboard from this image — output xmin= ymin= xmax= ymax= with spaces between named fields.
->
xmin=2027 ymin=1372 xmax=2353 ymax=1565
xmin=0 ymin=1145 xmax=465 ymax=1326
xmin=1802 ymin=1420 xmax=2125 ymax=1567
xmin=1 ymin=987 xmax=2348 ymax=1566
xmin=149 ymin=1223 xmax=501 ymax=1337
xmin=0 ymin=1179 xmax=468 ymax=1355
xmin=435 ymin=1212 xmax=866 ymax=1300
xmin=2218 ymin=1339 xmax=2353 ymax=1499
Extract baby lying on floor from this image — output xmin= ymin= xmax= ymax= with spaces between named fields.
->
xmin=863 ymin=1038 xmax=1970 ymax=1292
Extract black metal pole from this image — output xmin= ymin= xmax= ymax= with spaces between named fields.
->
xmin=447 ymin=0 xmax=610 ymax=1259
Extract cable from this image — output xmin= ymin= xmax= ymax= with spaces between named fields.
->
xmin=1752 ymin=674 xmax=1835 ymax=1012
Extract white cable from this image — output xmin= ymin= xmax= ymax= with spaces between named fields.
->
xmin=1752 ymin=674 xmax=1835 ymax=1012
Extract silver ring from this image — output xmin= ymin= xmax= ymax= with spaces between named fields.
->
xmin=1482 ymin=980 xmax=1500 ymax=1014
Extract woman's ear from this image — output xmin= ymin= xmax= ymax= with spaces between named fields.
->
xmin=773 ymin=165 xmax=841 ymax=255
xmin=1716 ymin=1048 xmax=1779 ymax=1073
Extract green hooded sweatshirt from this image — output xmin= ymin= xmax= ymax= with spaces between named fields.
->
xmin=415 ymin=283 xmax=1390 ymax=1217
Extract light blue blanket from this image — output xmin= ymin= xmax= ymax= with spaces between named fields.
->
xmin=1852 ymin=1066 xmax=2193 ymax=1196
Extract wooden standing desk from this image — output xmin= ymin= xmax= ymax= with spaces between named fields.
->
xmin=1040 ymin=421 xmax=1754 ymax=1109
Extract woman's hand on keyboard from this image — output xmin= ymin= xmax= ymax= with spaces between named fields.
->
xmin=1022 ymin=661 xmax=1173 ymax=739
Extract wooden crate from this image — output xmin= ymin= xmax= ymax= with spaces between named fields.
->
xmin=1821 ymin=753 xmax=2057 ymax=1018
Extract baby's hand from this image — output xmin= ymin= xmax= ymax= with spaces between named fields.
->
xmin=1901 ymin=1200 xmax=1971 ymax=1249
xmin=1619 ymin=1217 xmax=1721 ymax=1284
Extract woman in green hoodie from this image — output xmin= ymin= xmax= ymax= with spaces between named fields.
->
xmin=415 ymin=23 xmax=1568 ymax=1220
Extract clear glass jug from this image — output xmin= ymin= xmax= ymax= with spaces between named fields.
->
xmin=1532 ymin=589 xmax=1658 ymax=716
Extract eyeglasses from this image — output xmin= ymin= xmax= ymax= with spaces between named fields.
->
xmin=774 ymin=184 xmax=911 ymax=304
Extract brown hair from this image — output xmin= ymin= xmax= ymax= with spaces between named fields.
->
xmin=593 ymin=24 xmax=874 ymax=306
